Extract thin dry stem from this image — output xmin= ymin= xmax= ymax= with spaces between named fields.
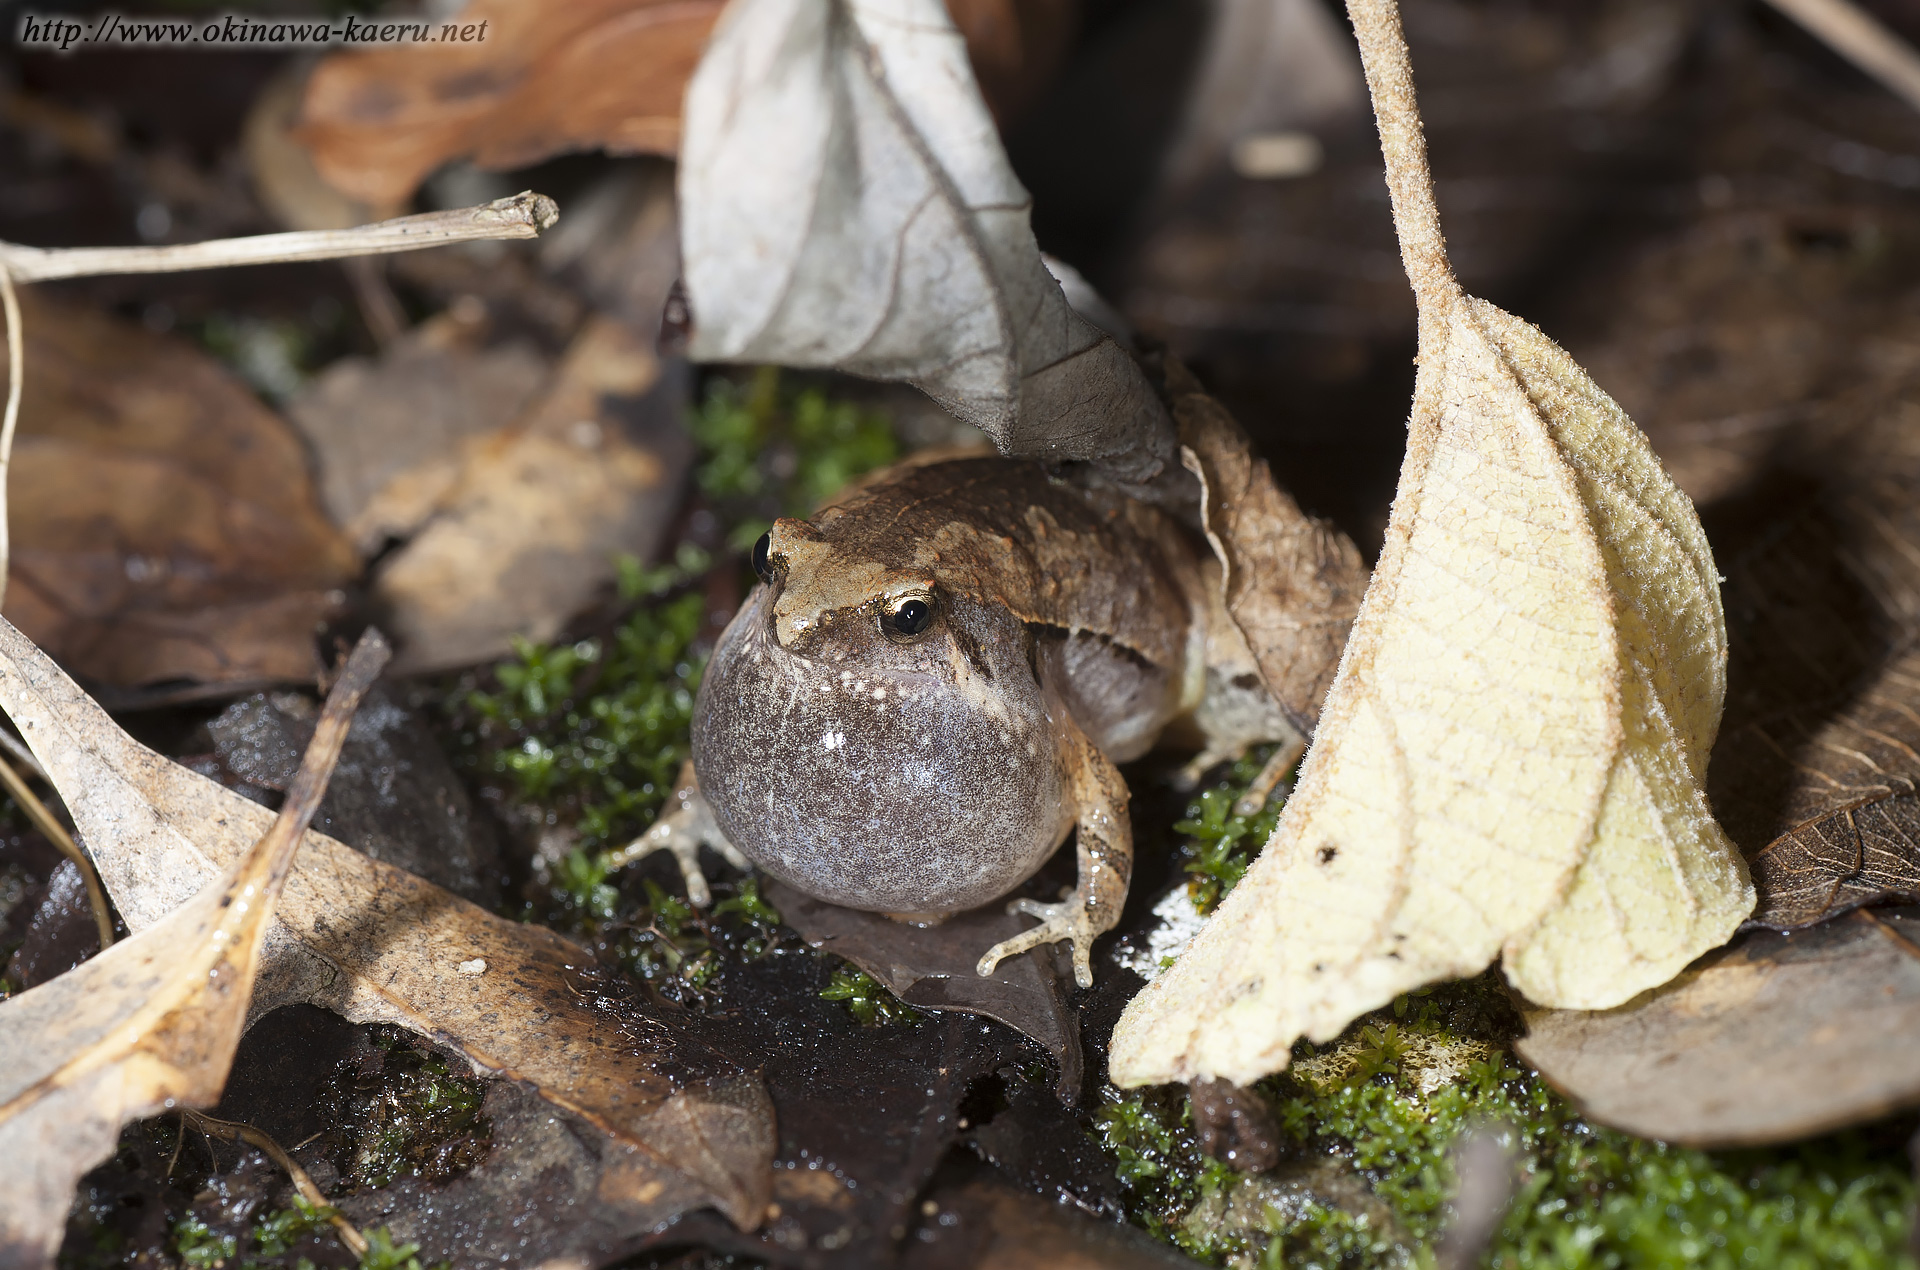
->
xmin=1763 ymin=0 xmax=1920 ymax=115
xmin=1343 ymin=0 xmax=1457 ymax=347
xmin=0 ymin=262 xmax=18 ymax=615
xmin=0 ymin=192 xmax=558 ymax=282
xmin=180 ymin=1109 xmax=370 ymax=1257
xmin=255 ymin=630 xmax=392 ymax=892
xmin=0 ymin=751 xmax=114 ymax=951
xmin=0 ymin=728 xmax=45 ymax=782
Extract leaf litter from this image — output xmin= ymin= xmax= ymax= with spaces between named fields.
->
xmin=0 ymin=627 xmax=388 ymax=1267
xmin=1509 ymin=182 xmax=1920 ymax=1146
xmin=0 ymin=618 xmax=776 ymax=1241
xmin=18 ymin=4 xmax=1920 ymax=1260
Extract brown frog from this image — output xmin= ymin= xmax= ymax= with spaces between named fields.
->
xmin=610 ymin=442 xmax=1333 ymax=988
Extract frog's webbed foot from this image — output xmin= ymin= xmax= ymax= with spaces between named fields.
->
xmin=978 ymin=892 xmax=1104 ymax=989
xmin=978 ymin=720 xmax=1131 ymax=990
xmin=601 ymin=761 xmax=750 ymax=908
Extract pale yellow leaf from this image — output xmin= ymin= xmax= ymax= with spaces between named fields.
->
xmin=1108 ymin=0 xmax=1751 ymax=1087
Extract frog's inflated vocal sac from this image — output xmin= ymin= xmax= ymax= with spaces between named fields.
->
xmin=614 ymin=455 xmax=1302 ymax=987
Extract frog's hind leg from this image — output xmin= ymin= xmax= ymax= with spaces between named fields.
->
xmin=977 ymin=721 xmax=1131 ymax=990
xmin=602 ymin=760 xmax=751 ymax=908
xmin=1234 ymin=735 xmax=1305 ymax=817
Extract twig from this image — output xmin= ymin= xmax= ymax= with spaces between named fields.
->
xmin=0 ymin=751 xmax=114 ymax=951
xmin=180 ymin=1109 xmax=370 ymax=1257
xmin=1763 ymin=0 xmax=1920 ymax=116
xmin=0 ymin=191 xmax=558 ymax=282
xmin=1343 ymin=0 xmax=1458 ymax=350
xmin=0 ymin=262 xmax=18 ymax=615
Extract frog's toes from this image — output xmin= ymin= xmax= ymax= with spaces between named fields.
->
xmin=604 ymin=817 xmax=718 ymax=906
xmin=602 ymin=787 xmax=750 ymax=908
xmin=1174 ymin=744 xmax=1242 ymax=791
xmin=976 ymin=896 xmax=1098 ymax=989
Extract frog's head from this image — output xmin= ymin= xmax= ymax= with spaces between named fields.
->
xmin=691 ymin=517 xmax=1072 ymax=915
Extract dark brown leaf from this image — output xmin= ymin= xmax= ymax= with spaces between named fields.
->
xmin=766 ymin=879 xmax=1085 ymax=1102
xmin=1162 ymin=354 xmax=1367 ymax=732
xmin=1516 ymin=907 xmax=1920 ymax=1146
xmin=900 ymin=1172 xmax=1210 ymax=1269
xmin=0 ymin=293 xmax=358 ymax=688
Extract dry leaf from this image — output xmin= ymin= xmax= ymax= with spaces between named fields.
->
xmin=294 ymin=0 xmax=1071 ymax=210
xmin=0 ymin=292 xmax=357 ymax=688
xmin=0 ymin=631 xmax=387 ymax=1267
xmin=0 ymin=618 xmax=775 ymax=1230
xmin=287 ymin=315 xmax=549 ymax=555
xmin=1109 ymin=0 xmax=1751 ymax=1087
xmin=1164 ymin=355 xmax=1367 ymax=731
xmin=365 ymin=314 xmax=692 ymax=673
xmin=1516 ymin=907 xmax=1920 ymax=1146
xmin=298 ymin=0 xmax=723 ymax=207
xmin=1466 ymin=203 xmax=1920 ymax=1142
xmin=1743 ymin=650 xmax=1920 ymax=928
xmin=679 ymin=0 xmax=1179 ymax=489
xmin=766 ymin=879 xmax=1084 ymax=1102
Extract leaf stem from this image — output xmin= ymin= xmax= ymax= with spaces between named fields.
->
xmin=1342 ymin=0 xmax=1457 ymax=341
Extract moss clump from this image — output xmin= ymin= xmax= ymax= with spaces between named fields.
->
xmin=1104 ymin=976 xmax=1917 ymax=1270
xmin=1108 ymin=756 xmax=1918 ymax=1270
xmin=459 ymin=590 xmax=707 ymax=855
xmin=1174 ymin=745 xmax=1287 ymax=914
xmin=316 ymin=1028 xmax=491 ymax=1193
xmin=819 ymin=965 xmax=921 ymax=1027
xmin=689 ymin=365 xmax=898 ymax=548
xmin=168 ymin=1199 xmax=440 ymax=1270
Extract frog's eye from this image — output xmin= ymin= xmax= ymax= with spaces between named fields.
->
xmin=881 ymin=595 xmax=935 ymax=641
xmin=752 ymin=531 xmax=775 ymax=583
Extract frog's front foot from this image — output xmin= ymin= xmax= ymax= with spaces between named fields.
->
xmin=977 ymin=891 xmax=1101 ymax=990
xmin=601 ymin=762 xmax=750 ymax=908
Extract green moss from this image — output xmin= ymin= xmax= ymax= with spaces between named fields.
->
xmin=1110 ymin=757 xmax=1918 ymax=1270
xmin=170 ymin=1214 xmax=237 ymax=1269
xmin=460 ymin=591 xmax=707 ymax=853
xmin=251 ymin=1198 xmax=338 ymax=1257
xmin=1175 ymin=747 xmax=1287 ymax=914
xmin=689 ymin=365 xmax=898 ymax=547
xmin=318 ymin=1028 xmax=491 ymax=1193
xmin=1104 ymin=974 xmax=1916 ymax=1269
xmin=820 ymin=965 xmax=920 ymax=1027
xmin=354 ymin=1227 xmax=444 ymax=1270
